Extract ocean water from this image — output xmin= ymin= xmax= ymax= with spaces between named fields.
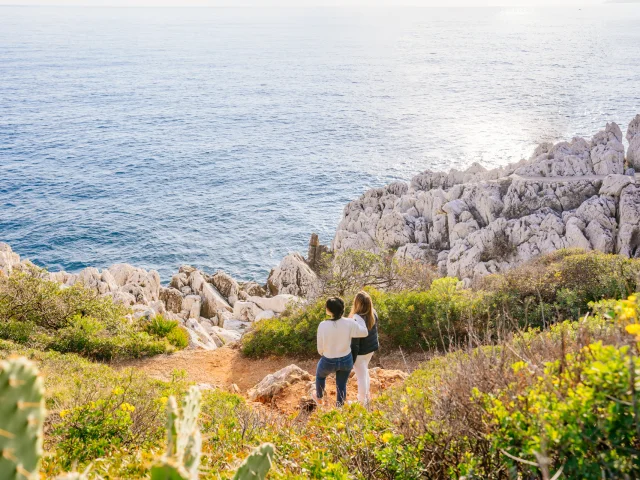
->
xmin=1 ymin=6 xmax=640 ymax=281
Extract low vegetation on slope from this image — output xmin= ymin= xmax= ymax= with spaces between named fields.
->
xmin=2 ymin=293 xmax=640 ymax=478
xmin=0 ymin=265 xmax=187 ymax=360
xmin=242 ymin=249 xmax=640 ymax=358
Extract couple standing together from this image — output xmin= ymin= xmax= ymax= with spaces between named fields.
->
xmin=314 ymin=291 xmax=378 ymax=407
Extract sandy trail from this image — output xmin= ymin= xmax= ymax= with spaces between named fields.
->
xmin=116 ymin=345 xmax=423 ymax=395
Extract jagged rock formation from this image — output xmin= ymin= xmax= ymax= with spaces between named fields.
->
xmin=266 ymin=252 xmax=320 ymax=298
xmin=334 ymin=116 xmax=640 ymax=283
xmin=0 ymin=243 xmax=300 ymax=351
xmin=627 ymin=114 xmax=640 ymax=170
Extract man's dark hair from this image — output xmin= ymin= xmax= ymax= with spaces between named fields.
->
xmin=326 ymin=297 xmax=345 ymax=320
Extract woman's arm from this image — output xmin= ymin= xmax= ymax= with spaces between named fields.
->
xmin=351 ymin=314 xmax=369 ymax=338
xmin=317 ymin=323 xmax=324 ymax=356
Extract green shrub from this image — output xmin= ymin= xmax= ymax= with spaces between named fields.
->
xmin=0 ymin=266 xmax=127 ymax=331
xmin=481 ymin=341 xmax=640 ymax=479
xmin=166 ymin=326 xmax=189 ymax=349
xmin=0 ymin=319 xmax=35 ymax=343
xmin=145 ymin=315 xmax=179 ymax=337
xmin=243 ymin=250 xmax=640 ymax=358
xmin=0 ymin=267 xmax=185 ymax=360
xmin=54 ymin=394 xmax=136 ymax=466
xmin=46 ymin=315 xmax=171 ymax=361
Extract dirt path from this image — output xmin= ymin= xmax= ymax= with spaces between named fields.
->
xmin=116 ymin=345 xmax=425 ymax=395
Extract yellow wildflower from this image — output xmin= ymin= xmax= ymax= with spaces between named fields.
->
xmin=381 ymin=432 xmax=394 ymax=443
xmin=59 ymin=409 xmax=70 ymax=418
xmin=626 ymin=324 xmax=640 ymax=336
xmin=120 ymin=402 xmax=135 ymax=413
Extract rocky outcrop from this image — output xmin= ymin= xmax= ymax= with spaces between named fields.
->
xmin=247 ymin=364 xmax=313 ymax=403
xmin=333 ymin=116 xmax=640 ymax=283
xmin=208 ymin=270 xmax=240 ymax=306
xmin=0 ymin=243 xmax=22 ymax=276
xmin=627 ymin=114 xmax=640 ymax=170
xmin=266 ymin=253 xmax=320 ymax=298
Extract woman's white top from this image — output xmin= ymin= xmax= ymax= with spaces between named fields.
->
xmin=317 ymin=316 xmax=369 ymax=358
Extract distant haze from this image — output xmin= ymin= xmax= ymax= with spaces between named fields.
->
xmin=0 ymin=0 xmax=609 ymax=6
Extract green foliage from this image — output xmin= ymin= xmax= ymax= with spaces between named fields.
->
xmin=53 ymin=394 xmax=136 ymax=466
xmin=46 ymin=314 xmax=170 ymax=361
xmin=0 ymin=357 xmax=45 ymax=480
xmin=318 ymin=248 xmax=436 ymax=297
xmin=482 ymin=342 xmax=640 ymax=479
xmin=146 ymin=315 xmax=180 ymax=337
xmin=166 ymin=326 xmax=189 ymax=349
xmin=0 ymin=320 xmax=35 ymax=344
xmin=0 ymin=268 xmax=185 ymax=360
xmin=0 ymin=266 xmax=126 ymax=331
xmin=243 ymin=250 xmax=640 ymax=358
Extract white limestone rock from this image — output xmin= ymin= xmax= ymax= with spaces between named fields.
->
xmin=222 ymin=318 xmax=252 ymax=334
xmin=108 ymin=263 xmax=161 ymax=304
xmin=190 ymin=270 xmax=232 ymax=319
xmin=209 ymin=270 xmax=240 ymax=306
xmin=574 ymin=196 xmax=617 ymax=253
xmin=247 ymin=364 xmax=313 ymax=403
xmin=0 ymin=243 xmax=21 ymax=276
xmin=590 ymin=122 xmax=625 ymax=175
xmin=599 ymin=174 xmax=635 ymax=198
xmin=267 ymin=253 xmax=319 ymax=298
xmin=232 ymin=301 xmax=262 ymax=322
xmin=255 ymin=310 xmax=275 ymax=322
xmin=182 ymin=295 xmax=202 ymax=319
xmin=159 ymin=287 xmax=183 ymax=314
xmin=617 ymin=183 xmax=640 ymax=258
xmin=247 ymin=294 xmax=300 ymax=314
xmin=210 ymin=325 xmax=242 ymax=344
xmin=627 ymin=114 xmax=640 ymax=170
xmin=185 ymin=318 xmax=219 ymax=350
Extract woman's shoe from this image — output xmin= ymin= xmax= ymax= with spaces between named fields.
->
xmin=311 ymin=392 xmax=325 ymax=406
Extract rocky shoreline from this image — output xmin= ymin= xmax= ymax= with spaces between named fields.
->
xmin=335 ymin=114 xmax=640 ymax=284
xmin=2 ymin=114 xmax=640 ymax=350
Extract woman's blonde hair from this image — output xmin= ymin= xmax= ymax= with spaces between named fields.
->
xmin=349 ymin=291 xmax=376 ymax=329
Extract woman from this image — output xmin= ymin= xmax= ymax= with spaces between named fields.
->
xmin=314 ymin=297 xmax=369 ymax=406
xmin=349 ymin=291 xmax=379 ymax=405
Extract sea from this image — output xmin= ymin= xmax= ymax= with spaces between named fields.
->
xmin=1 ymin=5 xmax=640 ymax=281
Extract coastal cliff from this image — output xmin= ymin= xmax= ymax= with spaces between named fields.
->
xmin=334 ymin=114 xmax=640 ymax=284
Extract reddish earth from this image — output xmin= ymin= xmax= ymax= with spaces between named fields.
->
xmin=117 ymin=345 xmax=423 ymax=414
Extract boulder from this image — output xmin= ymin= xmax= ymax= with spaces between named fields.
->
xmin=209 ymin=270 xmax=240 ymax=306
xmin=232 ymin=301 xmax=263 ymax=322
xmin=222 ymin=318 xmax=252 ymax=334
xmin=190 ymin=270 xmax=232 ymax=319
xmin=247 ymin=365 xmax=313 ymax=403
xmin=590 ymin=122 xmax=624 ymax=175
xmin=627 ymin=114 xmax=640 ymax=170
xmin=108 ymin=263 xmax=161 ymax=304
xmin=182 ymin=295 xmax=202 ymax=319
xmin=247 ymin=294 xmax=300 ymax=314
xmin=159 ymin=287 xmax=183 ymax=314
xmin=210 ymin=326 xmax=242 ymax=344
xmin=266 ymin=253 xmax=319 ymax=298
xmin=170 ymin=272 xmax=189 ymax=291
xmin=599 ymin=174 xmax=635 ymax=197
xmin=185 ymin=318 xmax=219 ymax=350
xmin=240 ymin=281 xmax=266 ymax=298
xmin=255 ymin=310 xmax=275 ymax=322
xmin=617 ymin=183 xmax=640 ymax=258
xmin=0 ymin=243 xmax=21 ymax=275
